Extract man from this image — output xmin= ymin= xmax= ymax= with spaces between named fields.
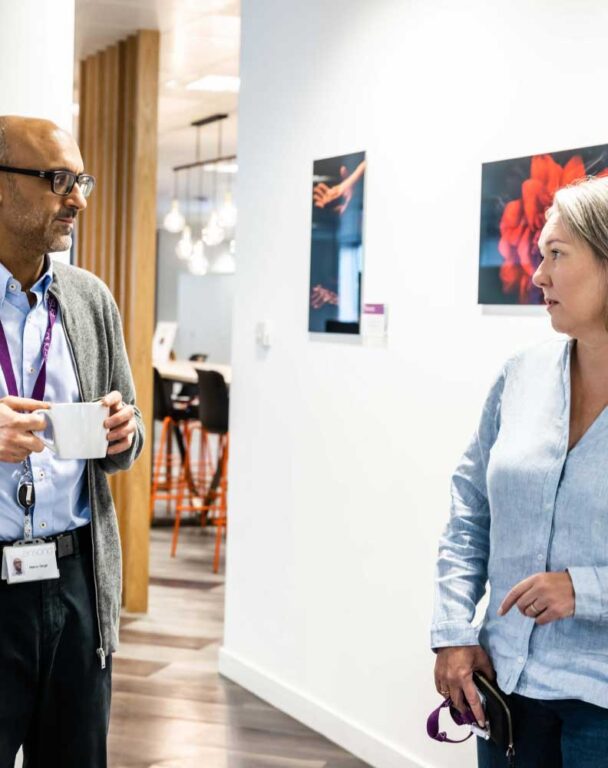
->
xmin=0 ymin=115 xmax=144 ymax=767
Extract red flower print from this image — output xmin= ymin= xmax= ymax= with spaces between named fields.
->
xmin=497 ymin=154 xmax=597 ymax=302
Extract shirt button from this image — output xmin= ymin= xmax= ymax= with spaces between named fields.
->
xmin=537 ymin=554 xmax=544 ymax=561
xmin=39 ymin=521 xmax=47 ymax=530
xmin=28 ymin=366 xmax=35 ymax=374
xmin=517 ymin=655 xmax=525 ymax=664
xmin=8 ymin=283 xmax=16 ymax=291
xmin=38 ymin=470 xmax=45 ymax=480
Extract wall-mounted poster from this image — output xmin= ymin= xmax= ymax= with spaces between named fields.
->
xmin=308 ymin=151 xmax=366 ymax=334
xmin=478 ymin=143 xmax=608 ymax=305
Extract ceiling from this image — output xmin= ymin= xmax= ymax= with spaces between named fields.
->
xmin=74 ymin=0 xmax=240 ymax=215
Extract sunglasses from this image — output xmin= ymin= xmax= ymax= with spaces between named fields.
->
xmin=0 ymin=165 xmax=95 ymax=198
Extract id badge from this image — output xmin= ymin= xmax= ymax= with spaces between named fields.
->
xmin=1 ymin=541 xmax=60 ymax=584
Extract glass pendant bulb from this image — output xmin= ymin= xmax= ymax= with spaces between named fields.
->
xmin=189 ymin=239 xmax=210 ymax=275
xmin=175 ymin=225 xmax=193 ymax=260
xmin=163 ymin=199 xmax=185 ymax=233
xmin=202 ymin=210 xmax=225 ymax=246
xmin=218 ymin=192 xmax=237 ymax=229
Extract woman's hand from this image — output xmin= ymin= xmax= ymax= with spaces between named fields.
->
xmin=498 ymin=572 xmax=575 ymax=625
xmin=434 ymin=645 xmax=495 ymax=726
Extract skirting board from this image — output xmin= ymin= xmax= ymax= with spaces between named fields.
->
xmin=218 ymin=647 xmax=428 ymax=768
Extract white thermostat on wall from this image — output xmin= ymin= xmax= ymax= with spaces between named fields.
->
xmin=255 ymin=321 xmax=271 ymax=349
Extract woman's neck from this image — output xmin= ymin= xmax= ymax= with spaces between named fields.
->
xmin=572 ymin=336 xmax=608 ymax=389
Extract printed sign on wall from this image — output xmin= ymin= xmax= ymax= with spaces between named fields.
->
xmin=309 ymin=151 xmax=366 ymax=334
xmin=478 ymin=143 xmax=608 ymax=305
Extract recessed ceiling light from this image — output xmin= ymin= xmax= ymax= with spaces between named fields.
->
xmin=186 ymin=75 xmax=240 ymax=93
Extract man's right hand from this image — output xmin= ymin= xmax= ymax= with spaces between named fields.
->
xmin=434 ymin=645 xmax=495 ymax=727
xmin=0 ymin=397 xmax=49 ymax=463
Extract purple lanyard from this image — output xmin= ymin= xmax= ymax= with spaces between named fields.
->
xmin=426 ymin=697 xmax=476 ymax=744
xmin=0 ymin=294 xmax=58 ymax=400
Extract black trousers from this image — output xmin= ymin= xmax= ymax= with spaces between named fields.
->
xmin=0 ymin=526 xmax=111 ymax=768
xmin=477 ymin=691 xmax=608 ymax=768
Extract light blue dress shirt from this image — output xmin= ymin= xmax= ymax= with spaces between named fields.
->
xmin=0 ymin=257 xmax=90 ymax=541
xmin=432 ymin=339 xmax=608 ymax=709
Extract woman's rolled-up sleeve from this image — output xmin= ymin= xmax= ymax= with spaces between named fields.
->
xmin=430 ymin=365 xmax=507 ymax=649
xmin=567 ymin=566 xmax=608 ymax=623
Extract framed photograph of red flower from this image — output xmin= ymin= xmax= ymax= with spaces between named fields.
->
xmin=478 ymin=143 xmax=608 ymax=304
xmin=309 ymin=151 xmax=366 ymax=334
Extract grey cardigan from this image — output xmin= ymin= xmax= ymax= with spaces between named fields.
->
xmin=50 ymin=261 xmax=145 ymax=665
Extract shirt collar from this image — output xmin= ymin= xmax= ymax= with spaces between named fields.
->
xmin=0 ymin=255 xmax=54 ymax=308
xmin=31 ymin=256 xmax=54 ymax=307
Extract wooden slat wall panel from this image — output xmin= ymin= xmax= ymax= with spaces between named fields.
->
xmin=115 ymin=40 xmax=129 ymax=342
xmin=112 ymin=36 xmax=139 ymax=566
xmin=122 ymin=29 xmax=159 ymax=609
xmin=77 ymin=30 xmax=159 ymax=612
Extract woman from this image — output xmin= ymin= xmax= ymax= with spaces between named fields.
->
xmin=432 ymin=176 xmax=608 ymax=767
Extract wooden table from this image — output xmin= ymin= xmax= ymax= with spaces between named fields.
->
xmin=156 ymin=360 xmax=232 ymax=385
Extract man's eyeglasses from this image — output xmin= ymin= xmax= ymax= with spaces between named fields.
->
xmin=0 ymin=165 xmax=96 ymax=198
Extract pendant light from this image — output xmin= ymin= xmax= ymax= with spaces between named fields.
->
xmin=175 ymin=168 xmax=193 ymax=259
xmin=202 ymin=208 xmax=225 ymax=246
xmin=189 ymin=163 xmax=209 ymax=275
xmin=171 ymin=113 xmax=238 ymax=269
xmin=175 ymin=225 xmax=193 ymax=260
xmin=163 ymin=170 xmax=185 ymax=233
xmin=202 ymin=122 xmax=226 ymax=246
xmin=218 ymin=189 xmax=237 ymax=229
xmin=189 ymin=238 xmax=209 ymax=275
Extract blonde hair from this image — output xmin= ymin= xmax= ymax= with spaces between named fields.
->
xmin=548 ymin=175 xmax=608 ymax=265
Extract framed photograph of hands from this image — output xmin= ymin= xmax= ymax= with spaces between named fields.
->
xmin=478 ymin=142 xmax=608 ymax=305
xmin=309 ymin=151 xmax=366 ymax=334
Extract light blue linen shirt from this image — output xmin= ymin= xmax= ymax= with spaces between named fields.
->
xmin=0 ymin=257 xmax=90 ymax=541
xmin=432 ymin=339 xmax=608 ymax=709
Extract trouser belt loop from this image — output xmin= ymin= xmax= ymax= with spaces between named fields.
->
xmin=56 ymin=530 xmax=79 ymax=559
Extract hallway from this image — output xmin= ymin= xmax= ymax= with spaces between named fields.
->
xmin=109 ymin=527 xmax=370 ymax=767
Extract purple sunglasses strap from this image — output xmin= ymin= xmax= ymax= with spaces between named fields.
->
xmin=427 ymin=697 xmax=476 ymax=744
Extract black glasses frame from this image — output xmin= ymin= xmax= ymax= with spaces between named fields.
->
xmin=0 ymin=164 xmax=95 ymax=197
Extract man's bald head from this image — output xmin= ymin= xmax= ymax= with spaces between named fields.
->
xmin=0 ymin=115 xmax=87 ymax=260
xmin=0 ymin=116 xmax=79 ymax=169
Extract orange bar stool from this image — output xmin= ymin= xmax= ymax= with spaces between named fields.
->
xmin=149 ymin=368 xmax=197 ymax=522
xmin=172 ymin=369 xmax=230 ymax=573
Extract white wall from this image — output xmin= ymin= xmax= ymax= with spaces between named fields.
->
xmin=0 ymin=0 xmax=75 ymax=267
xmin=0 ymin=6 xmax=75 ymax=766
xmin=176 ymin=272 xmax=235 ymax=363
xmin=0 ymin=0 xmax=74 ymax=130
xmin=220 ymin=1 xmax=608 ymax=767
xmin=155 ymin=230 xmax=181 ymax=326
xmin=156 ymin=229 xmax=235 ymax=363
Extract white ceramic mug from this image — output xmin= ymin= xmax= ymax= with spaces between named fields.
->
xmin=33 ymin=402 xmax=110 ymax=460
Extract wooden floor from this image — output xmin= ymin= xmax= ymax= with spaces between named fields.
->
xmin=110 ymin=526 xmax=370 ymax=768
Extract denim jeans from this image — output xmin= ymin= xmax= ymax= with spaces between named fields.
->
xmin=477 ymin=692 xmax=608 ymax=768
